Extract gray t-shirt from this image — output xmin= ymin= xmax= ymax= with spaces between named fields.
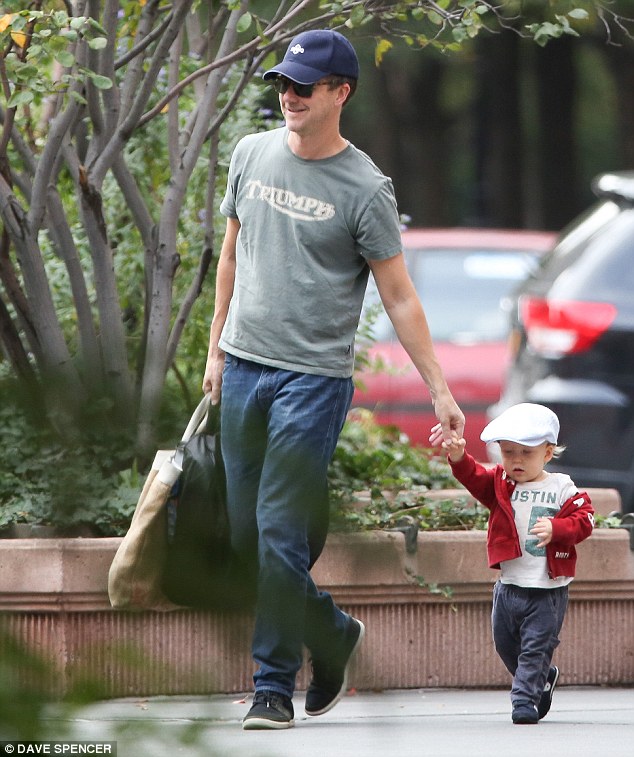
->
xmin=219 ymin=127 xmax=403 ymax=378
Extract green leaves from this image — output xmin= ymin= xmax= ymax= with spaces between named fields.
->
xmin=526 ymin=8 xmax=591 ymax=46
xmin=0 ymin=374 xmax=139 ymax=536
xmin=83 ymin=70 xmax=114 ymax=90
xmin=0 ymin=7 xmax=110 ymax=109
xmin=7 ymin=89 xmax=33 ymax=108
xmin=569 ymin=8 xmax=590 ymax=21
xmin=55 ymin=50 xmax=75 ymax=68
xmin=328 ymin=409 xmax=473 ymax=533
xmin=236 ymin=12 xmax=252 ymax=34
xmin=317 ymin=1 xmax=603 ymax=57
xmin=88 ymin=36 xmax=108 ymax=51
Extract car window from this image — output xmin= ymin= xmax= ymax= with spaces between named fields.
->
xmin=364 ymin=248 xmax=538 ymax=343
xmin=549 ymin=208 xmax=634 ymax=301
xmin=529 ymin=199 xmax=620 ymax=284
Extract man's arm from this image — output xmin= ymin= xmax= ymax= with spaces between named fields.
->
xmin=368 ymin=253 xmax=465 ymax=442
xmin=202 ymin=217 xmax=240 ymax=403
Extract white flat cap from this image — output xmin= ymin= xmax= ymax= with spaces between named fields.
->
xmin=481 ymin=403 xmax=559 ymax=446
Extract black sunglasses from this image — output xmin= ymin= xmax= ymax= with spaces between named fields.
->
xmin=270 ymin=76 xmax=335 ymax=98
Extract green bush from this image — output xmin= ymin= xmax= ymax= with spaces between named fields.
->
xmin=328 ymin=408 xmax=487 ymax=533
xmin=0 ymin=375 xmax=620 ymax=537
xmin=0 ymin=373 xmax=142 ymax=535
xmin=0 ymin=367 xmax=472 ymax=535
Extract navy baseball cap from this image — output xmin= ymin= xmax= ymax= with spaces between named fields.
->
xmin=263 ymin=30 xmax=359 ymax=85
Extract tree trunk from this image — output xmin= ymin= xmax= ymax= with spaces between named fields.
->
xmin=135 ymin=8 xmax=242 ymax=455
xmin=78 ymin=178 xmax=134 ymax=420
xmin=534 ymin=37 xmax=579 ymax=230
xmin=473 ymin=32 xmax=524 ymax=228
xmin=604 ymin=43 xmax=634 ymax=169
xmin=347 ymin=53 xmax=451 ymax=226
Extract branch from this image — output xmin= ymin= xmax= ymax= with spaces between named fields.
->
xmin=111 ymin=155 xmax=156 ymax=248
xmin=83 ymin=2 xmax=105 ymax=143
xmin=204 ymin=53 xmax=263 ymax=142
xmin=167 ymin=24 xmax=183 ymax=176
xmin=0 ymin=176 xmax=83 ymax=404
xmin=117 ymin=0 xmax=166 ymax=127
xmin=114 ymin=0 xmax=172 ymax=70
xmin=166 ymin=244 xmax=213 ymax=367
xmin=0 ymin=57 xmax=15 ymax=163
xmin=86 ymin=0 xmax=119 ymax=146
xmin=166 ymin=128 xmax=220 ymax=365
xmin=0 ymin=227 xmax=41 ymax=361
xmin=167 ymin=6 xmax=245 ymax=216
xmin=26 ymin=94 xmax=82 ymax=234
xmin=0 ymin=290 xmax=37 ymax=383
xmin=138 ymin=0 xmax=321 ymax=128
xmin=78 ymin=172 xmax=134 ymax=414
xmin=90 ymin=1 xmax=193 ymax=183
xmin=0 ymin=107 xmax=35 ymax=192
xmin=44 ymin=182 xmax=103 ymax=388
xmin=0 ymin=173 xmax=26 ymax=238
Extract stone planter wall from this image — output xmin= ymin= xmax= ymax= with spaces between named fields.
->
xmin=1 ymin=490 xmax=632 ymax=698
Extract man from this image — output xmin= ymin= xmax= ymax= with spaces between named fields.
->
xmin=202 ymin=28 xmax=464 ymax=730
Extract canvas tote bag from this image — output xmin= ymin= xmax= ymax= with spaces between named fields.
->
xmin=108 ymin=395 xmax=211 ymax=610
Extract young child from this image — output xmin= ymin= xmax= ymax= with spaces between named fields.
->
xmin=433 ymin=403 xmax=594 ymax=725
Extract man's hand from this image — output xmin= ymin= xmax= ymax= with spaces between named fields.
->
xmin=429 ymin=397 xmax=465 ymax=447
xmin=202 ymin=350 xmax=225 ymax=405
xmin=530 ymin=516 xmax=553 ymax=548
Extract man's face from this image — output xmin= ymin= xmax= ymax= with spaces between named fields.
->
xmin=278 ymin=77 xmax=348 ymax=137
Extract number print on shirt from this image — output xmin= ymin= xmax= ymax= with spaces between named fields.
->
xmin=525 ymin=505 xmax=557 ymax=557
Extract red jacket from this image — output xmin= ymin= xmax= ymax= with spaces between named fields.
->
xmin=449 ymin=453 xmax=594 ymax=579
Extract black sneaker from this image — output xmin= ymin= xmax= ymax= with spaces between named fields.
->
xmin=512 ymin=701 xmax=539 ymax=725
xmin=242 ymin=690 xmax=295 ymax=730
xmin=538 ymin=665 xmax=560 ymax=720
xmin=305 ymin=615 xmax=365 ymax=716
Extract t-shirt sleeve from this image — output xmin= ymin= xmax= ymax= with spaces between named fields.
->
xmin=559 ymin=476 xmax=580 ymax=507
xmin=355 ymin=179 xmax=403 ymax=261
xmin=219 ymin=175 xmax=237 ymax=218
xmin=219 ymin=143 xmax=241 ymax=219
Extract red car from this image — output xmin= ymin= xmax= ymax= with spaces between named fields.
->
xmin=353 ymin=228 xmax=556 ymax=460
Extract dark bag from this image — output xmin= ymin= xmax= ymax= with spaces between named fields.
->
xmin=161 ymin=404 xmax=254 ymax=610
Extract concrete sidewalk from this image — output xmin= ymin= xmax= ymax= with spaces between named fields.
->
xmin=37 ymin=686 xmax=634 ymax=757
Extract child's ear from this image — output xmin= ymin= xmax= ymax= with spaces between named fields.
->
xmin=544 ymin=443 xmax=555 ymax=463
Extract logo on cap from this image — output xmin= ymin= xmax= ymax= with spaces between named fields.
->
xmin=290 ymin=44 xmax=305 ymax=55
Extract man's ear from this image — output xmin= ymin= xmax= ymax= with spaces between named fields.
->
xmin=336 ymin=82 xmax=351 ymax=107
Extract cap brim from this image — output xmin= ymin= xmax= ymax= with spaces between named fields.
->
xmin=480 ymin=433 xmax=546 ymax=446
xmin=480 ymin=428 xmax=557 ymax=446
xmin=263 ymin=60 xmax=330 ymax=84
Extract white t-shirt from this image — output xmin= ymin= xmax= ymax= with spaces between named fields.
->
xmin=500 ymin=471 xmax=578 ymax=589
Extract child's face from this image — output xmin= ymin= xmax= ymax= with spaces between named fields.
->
xmin=498 ymin=440 xmax=555 ymax=483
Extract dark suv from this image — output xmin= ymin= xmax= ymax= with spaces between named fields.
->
xmin=491 ymin=171 xmax=634 ymax=513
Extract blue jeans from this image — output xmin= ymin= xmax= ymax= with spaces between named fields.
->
xmin=492 ymin=581 xmax=569 ymax=707
xmin=220 ymin=354 xmax=355 ymax=699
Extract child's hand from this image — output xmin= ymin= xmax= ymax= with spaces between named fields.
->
xmin=530 ymin=516 xmax=553 ymax=548
xmin=441 ymin=433 xmax=466 ymax=463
